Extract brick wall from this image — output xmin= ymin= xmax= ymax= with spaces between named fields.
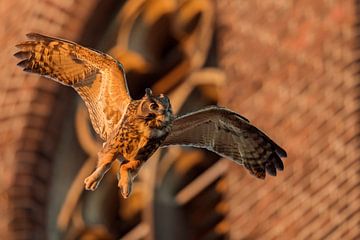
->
xmin=216 ymin=0 xmax=359 ymax=239
xmin=0 ymin=1 xmax=98 ymax=239
xmin=1 ymin=1 xmax=359 ymax=239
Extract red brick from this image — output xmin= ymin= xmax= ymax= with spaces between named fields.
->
xmin=216 ymin=0 xmax=360 ymax=239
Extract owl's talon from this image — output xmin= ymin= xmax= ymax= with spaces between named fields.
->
xmin=84 ymin=175 xmax=101 ymax=191
xmin=118 ymin=174 xmax=132 ymax=198
xmin=118 ymin=182 xmax=131 ymax=198
xmin=119 ymin=182 xmax=132 ymax=198
xmin=119 ymin=185 xmax=130 ymax=198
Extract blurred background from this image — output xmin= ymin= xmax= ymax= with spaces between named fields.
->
xmin=0 ymin=0 xmax=359 ymax=239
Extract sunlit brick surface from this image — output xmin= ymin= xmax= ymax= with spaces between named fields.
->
xmin=1 ymin=0 xmax=359 ymax=239
xmin=0 ymin=1 xmax=97 ymax=239
xmin=216 ymin=1 xmax=359 ymax=239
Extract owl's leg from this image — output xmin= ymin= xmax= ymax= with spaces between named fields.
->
xmin=118 ymin=160 xmax=142 ymax=198
xmin=84 ymin=147 xmax=117 ymax=191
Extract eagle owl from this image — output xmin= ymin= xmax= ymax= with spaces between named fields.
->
xmin=14 ymin=33 xmax=287 ymax=198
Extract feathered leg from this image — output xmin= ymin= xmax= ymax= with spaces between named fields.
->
xmin=84 ymin=146 xmax=117 ymax=191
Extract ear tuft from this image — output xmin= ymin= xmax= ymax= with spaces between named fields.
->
xmin=145 ymin=88 xmax=152 ymax=97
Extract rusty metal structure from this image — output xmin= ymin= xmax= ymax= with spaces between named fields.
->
xmin=0 ymin=0 xmax=359 ymax=240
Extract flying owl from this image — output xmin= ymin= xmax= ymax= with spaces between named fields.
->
xmin=14 ymin=33 xmax=287 ymax=198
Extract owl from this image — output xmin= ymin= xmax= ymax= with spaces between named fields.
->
xmin=14 ymin=33 xmax=287 ymax=198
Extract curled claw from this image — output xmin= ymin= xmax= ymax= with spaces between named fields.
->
xmin=119 ymin=185 xmax=131 ymax=199
xmin=84 ymin=174 xmax=101 ymax=191
xmin=118 ymin=171 xmax=133 ymax=198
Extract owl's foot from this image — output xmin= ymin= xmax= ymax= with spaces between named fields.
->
xmin=84 ymin=171 xmax=102 ymax=191
xmin=84 ymin=147 xmax=117 ymax=191
xmin=117 ymin=160 xmax=142 ymax=198
xmin=118 ymin=171 xmax=133 ymax=198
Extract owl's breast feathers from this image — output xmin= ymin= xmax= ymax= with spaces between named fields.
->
xmin=113 ymin=101 xmax=173 ymax=161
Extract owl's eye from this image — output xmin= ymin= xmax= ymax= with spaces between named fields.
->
xmin=149 ymin=102 xmax=159 ymax=110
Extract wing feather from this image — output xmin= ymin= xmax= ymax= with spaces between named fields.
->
xmin=162 ymin=106 xmax=287 ymax=179
xmin=14 ymin=33 xmax=131 ymax=140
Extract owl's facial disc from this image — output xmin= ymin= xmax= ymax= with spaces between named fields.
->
xmin=139 ymin=90 xmax=173 ymax=126
xmin=140 ymin=98 xmax=168 ymax=115
xmin=141 ymin=88 xmax=171 ymax=113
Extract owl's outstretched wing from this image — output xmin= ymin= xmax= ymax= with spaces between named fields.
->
xmin=14 ymin=33 xmax=131 ymax=140
xmin=162 ymin=106 xmax=287 ymax=179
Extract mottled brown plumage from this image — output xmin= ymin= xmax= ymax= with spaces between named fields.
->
xmin=15 ymin=33 xmax=130 ymax=140
xmin=83 ymin=89 xmax=173 ymax=197
xmin=15 ymin=33 xmax=287 ymax=198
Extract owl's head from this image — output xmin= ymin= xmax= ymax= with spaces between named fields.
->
xmin=137 ymin=88 xmax=173 ymax=127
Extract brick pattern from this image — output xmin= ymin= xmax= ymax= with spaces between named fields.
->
xmin=216 ymin=0 xmax=359 ymax=239
xmin=0 ymin=1 xmax=98 ymax=239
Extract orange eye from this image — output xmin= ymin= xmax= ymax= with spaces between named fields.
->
xmin=149 ymin=102 xmax=158 ymax=110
